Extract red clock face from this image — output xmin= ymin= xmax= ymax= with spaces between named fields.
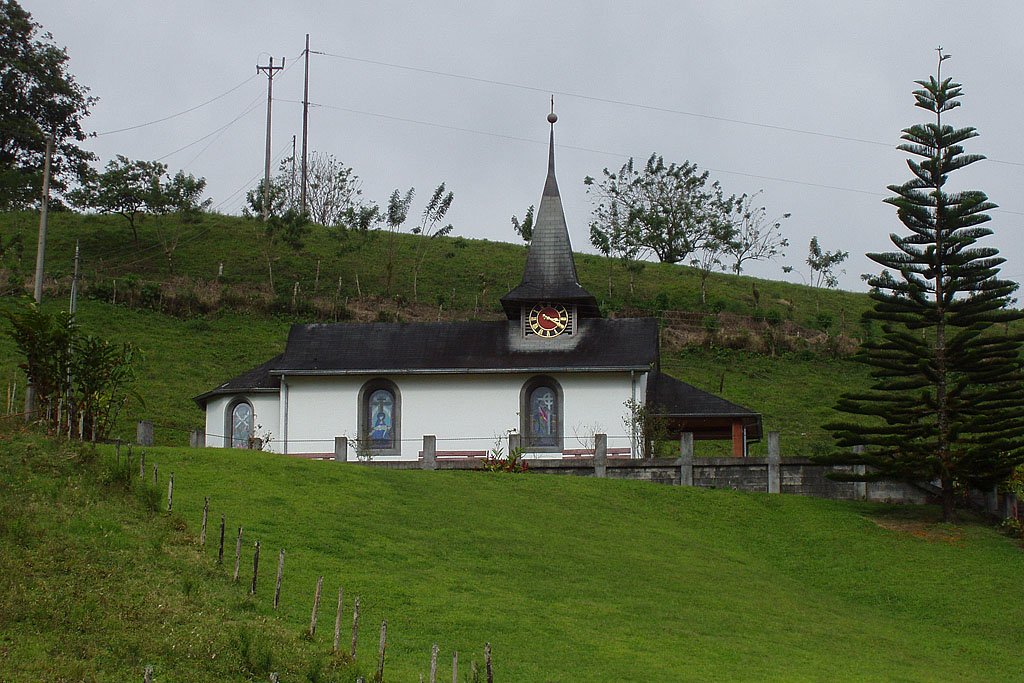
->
xmin=536 ymin=306 xmax=559 ymax=329
xmin=529 ymin=303 xmax=569 ymax=337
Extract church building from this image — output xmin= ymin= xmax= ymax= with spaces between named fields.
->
xmin=194 ymin=112 xmax=762 ymax=459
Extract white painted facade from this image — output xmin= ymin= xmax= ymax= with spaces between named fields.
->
xmin=203 ymin=370 xmax=646 ymax=458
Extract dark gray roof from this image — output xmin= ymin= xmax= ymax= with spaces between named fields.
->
xmin=193 ymin=354 xmax=283 ymax=407
xmin=646 ymin=371 xmax=762 ymax=439
xmin=271 ymin=318 xmax=658 ymax=374
xmin=501 ymin=125 xmax=599 ymax=318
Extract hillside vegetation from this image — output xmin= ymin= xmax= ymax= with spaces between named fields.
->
xmin=2 ymin=430 xmax=1022 ymax=681
xmin=1 ymin=211 xmax=888 ymax=451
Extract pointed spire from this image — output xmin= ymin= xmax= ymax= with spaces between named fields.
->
xmin=501 ymin=105 xmax=599 ymax=319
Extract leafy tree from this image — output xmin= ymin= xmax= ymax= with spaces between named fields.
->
xmin=827 ymin=52 xmax=1024 ymax=522
xmin=585 ymin=154 xmax=737 ymax=265
xmin=69 ymin=155 xmax=210 ymax=247
xmin=805 ymin=236 xmax=848 ymax=288
xmin=724 ymin=191 xmax=790 ymax=275
xmin=511 ymin=205 xmax=534 ymax=242
xmin=689 ymin=215 xmax=736 ymax=306
xmin=589 ymin=199 xmax=645 ymax=296
xmin=303 ymin=152 xmax=367 ymax=227
xmin=243 ymin=184 xmax=309 ymax=292
xmin=410 ymin=183 xmax=454 ymax=301
xmin=3 ymin=299 xmax=139 ymax=439
xmin=0 ymin=0 xmax=96 ymax=209
xmin=382 ymin=187 xmax=414 ymax=296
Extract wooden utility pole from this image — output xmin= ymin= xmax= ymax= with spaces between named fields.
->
xmin=301 ymin=33 xmax=310 ymax=214
xmin=25 ymin=132 xmax=54 ymax=420
xmin=290 ymin=134 xmax=297 ymax=204
xmin=257 ymin=56 xmax=284 ymax=220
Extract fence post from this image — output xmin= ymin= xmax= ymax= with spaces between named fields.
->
xmin=767 ymin=432 xmax=781 ymax=494
xmin=250 ymin=541 xmax=260 ymax=595
xmin=233 ymin=527 xmax=243 ymax=582
xmin=852 ymin=446 xmax=867 ymax=500
xmin=485 ymin=642 xmax=493 ymax=683
xmin=200 ymin=497 xmax=209 ymax=545
xmin=351 ymin=596 xmax=361 ymax=659
xmin=334 ymin=436 xmax=348 ymax=462
xmin=274 ymin=549 xmax=285 ymax=609
xmin=218 ymin=514 xmax=225 ymax=564
xmin=594 ymin=433 xmax=607 ymax=478
xmin=508 ymin=432 xmax=520 ymax=455
xmin=137 ymin=420 xmax=154 ymax=446
xmin=333 ymin=586 xmax=344 ymax=653
xmin=1005 ymin=492 xmax=1019 ymax=520
xmin=309 ymin=575 xmax=323 ymax=636
xmin=166 ymin=473 xmax=174 ymax=512
xmin=189 ymin=428 xmax=204 ymax=448
xmin=678 ymin=432 xmax=694 ymax=486
xmin=376 ymin=619 xmax=388 ymax=682
xmin=429 ymin=642 xmax=439 ymax=683
xmin=422 ymin=435 xmax=437 ymax=470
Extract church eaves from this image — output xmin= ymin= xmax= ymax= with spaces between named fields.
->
xmin=501 ymin=110 xmax=600 ymax=318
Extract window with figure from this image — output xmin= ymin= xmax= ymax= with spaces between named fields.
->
xmin=359 ymin=379 xmax=401 ymax=455
xmin=228 ymin=399 xmax=254 ymax=448
xmin=521 ymin=376 xmax=563 ymax=452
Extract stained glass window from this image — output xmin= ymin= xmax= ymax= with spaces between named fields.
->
xmin=230 ymin=401 xmax=253 ymax=448
xmin=367 ymin=388 xmax=395 ymax=449
xmin=529 ymin=386 xmax=557 ymax=447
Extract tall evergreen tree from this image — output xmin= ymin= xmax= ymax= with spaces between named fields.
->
xmin=828 ymin=50 xmax=1024 ymax=522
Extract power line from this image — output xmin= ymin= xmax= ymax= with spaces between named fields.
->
xmin=154 ymin=97 xmax=263 ymax=162
xmin=95 ymin=75 xmax=259 ymax=136
xmin=314 ymin=50 xmax=1024 ymax=169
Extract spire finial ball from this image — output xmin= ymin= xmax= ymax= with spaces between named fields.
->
xmin=547 ymin=112 xmax=558 ymax=124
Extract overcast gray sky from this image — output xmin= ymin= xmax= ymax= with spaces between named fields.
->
xmin=28 ymin=0 xmax=1024 ymax=291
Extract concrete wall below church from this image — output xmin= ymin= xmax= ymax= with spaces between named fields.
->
xmin=260 ymin=370 xmax=644 ymax=458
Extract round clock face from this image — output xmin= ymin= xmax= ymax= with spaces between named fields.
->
xmin=528 ymin=303 xmax=569 ymax=337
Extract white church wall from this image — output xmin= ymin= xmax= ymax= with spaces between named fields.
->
xmin=204 ymin=393 xmax=281 ymax=452
xmin=281 ymin=371 xmax=643 ymax=459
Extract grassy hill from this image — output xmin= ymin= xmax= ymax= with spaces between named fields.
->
xmin=0 ymin=210 xmax=888 ymax=452
xmin=2 ymin=430 xmax=1022 ymax=681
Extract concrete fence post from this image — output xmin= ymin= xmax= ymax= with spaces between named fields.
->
xmin=422 ymin=435 xmax=437 ymax=470
xmin=852 ymin=445 xmax=867 ymax=500
xmin=334 ymin=436 xmax=348 ymax=462
xmin=189 ymin=428 xmax=204 ymax=448
xmin=678 ymin=432 xmax=694 ymax=486
xmin=986 ymin=486 xmax=999 ymax=517
xmin=1005 ymin=492 xmax=1019 ymax=520
xmin=767 ymin=431 xmax=781 ymax=494
xmin=136 ymin=420 xmax=154 ymax=447
xmin=508 ymin=432 xmax=520 ymax=455
xmin=594 ymin=433 xmax=607 ymax=478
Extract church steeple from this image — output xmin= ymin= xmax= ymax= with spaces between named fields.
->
xmin=501 ymin=106 xmax=599 ymax=320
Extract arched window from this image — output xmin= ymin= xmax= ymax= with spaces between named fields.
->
xmin=520 ymin=376 xmax=563 ymax=452
xmin=227 ymin=399 xmax=254 ymax=448
xmin=358 ymin=379 xmax=401 ymax=455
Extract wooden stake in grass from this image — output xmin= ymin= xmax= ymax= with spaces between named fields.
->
xmin=452 ymin=652 xmax=458 ymax=683
xmin=309 ymin=575 xmax=323 ymax=636
xmin=139 ymin=451 xmax=145 ymax=479
xmin=233 ymin=527 xmax=243 ymax=582
xmin=143 ymin=664 xmax=153 ymax=682
xmin=250 ymin=540 xmax=260 ymax=595
xmin=166 ymin=473 xmax=173 ymax=512
xmin=333 ymin=586 xmax=344 ymax=653
xmin=273 ymin=549 xmax=285 ymax=609
xmin=200 ymin=497 xmax=209 ymax=545
xmin=376 ymin=619 xmax=387 ymax=682
xmin=153 ymin=462 xmax=158 ymax=485
xmin=351 ymin=596 xmax=360 ymax=659
xmin=429 ymin=643 xmax=438 ymax=683
xmin=485 ymin=643 xmax=492 ymax=683
xmin=218 ymin=514 xmax=225 ymax=564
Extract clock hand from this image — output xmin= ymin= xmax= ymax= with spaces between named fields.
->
xmin=541 ymin=313 xmax=560 ymax=324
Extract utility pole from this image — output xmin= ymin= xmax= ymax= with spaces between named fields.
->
xmin=301 ymin=33 xmax=310 ymax=215
xmin=290 ymin=134 xmax=297 ymax=206
xmin=69 ymin=240 xmax=80 ymax=320
xmin=32 ymin=133 xmax=53 ymax=304
xmin=25 ymin=132 xmax=54 ymax=421
xmin=257 ymin=56 xmax=284 ymax=221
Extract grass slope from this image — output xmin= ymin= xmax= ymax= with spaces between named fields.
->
xmin=115 ymin=444 xmax=1022 ymax=681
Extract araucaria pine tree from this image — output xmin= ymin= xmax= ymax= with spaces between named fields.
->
xmin=829 ymin=50 xmax=1024 ymax=522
